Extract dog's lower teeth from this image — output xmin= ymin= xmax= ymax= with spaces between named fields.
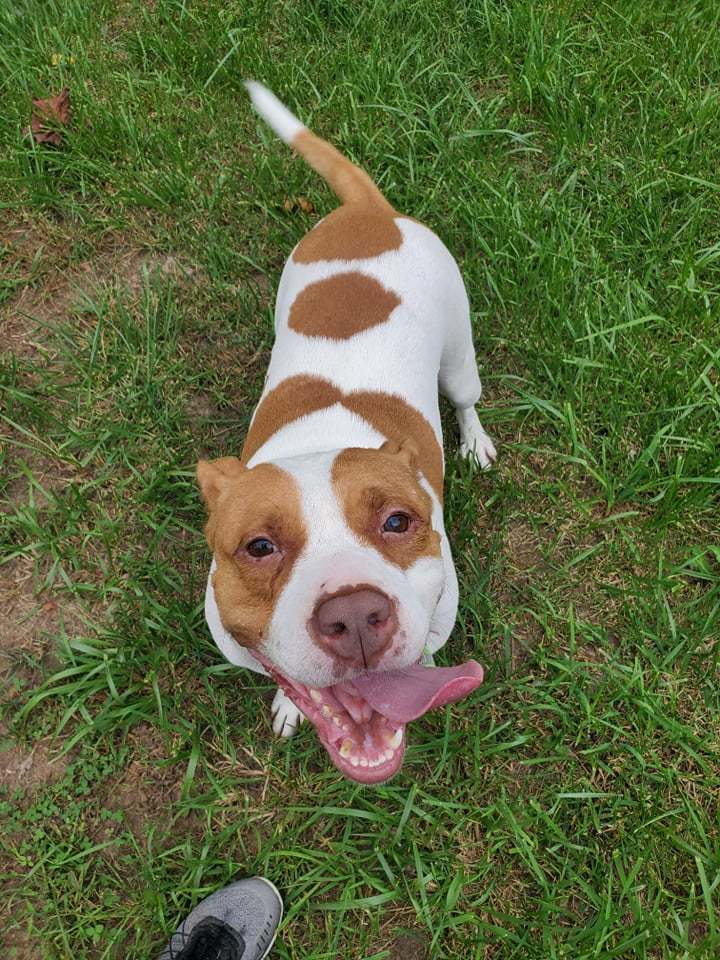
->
xmin=350 ymin=756 xmax=360 ymax=767
xmin=385 ymin=728 xmax=402 ymax=749
xmin=340 ymin=739 xmax=354 ymax=758
xmin=310 ymin=689 xmax=322 ymax=703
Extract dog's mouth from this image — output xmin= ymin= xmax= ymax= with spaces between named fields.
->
xmin=254 ymin=653 xmax=484 ymax=784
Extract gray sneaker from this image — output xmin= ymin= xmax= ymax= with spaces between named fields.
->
xmin=158 ymin=877 xmax=283 ymax=960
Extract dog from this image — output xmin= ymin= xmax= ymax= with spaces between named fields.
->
xmin=196 ymin=82 xmax=495 ymax=783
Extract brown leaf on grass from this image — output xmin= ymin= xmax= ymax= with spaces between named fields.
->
xmin=283 ymin=195 xmax=315 ymax=214
xmin=26 ymin=88 xmax=71 ymax=146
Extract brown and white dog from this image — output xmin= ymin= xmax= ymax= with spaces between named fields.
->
xmin=196 ymin=83 xmax=496 ymax=784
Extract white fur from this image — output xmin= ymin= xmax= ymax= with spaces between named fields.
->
xmin=271 ymin=688 xmax=304 ymax=737
xmin=244 ymin=81 xmax=305 ymax=144
xmin=457 ymin=407 xmax=498 ymax=468
xmin=205 ymin=86 xmax=496 ymax=737
xmin=260 ymin=451 xmax=445 ymax=689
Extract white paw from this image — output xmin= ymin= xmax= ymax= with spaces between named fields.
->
xmin=271 ymin=688 xmax=304 ymax=738
xmin=460 ymin=430 xmax=497 ymax=469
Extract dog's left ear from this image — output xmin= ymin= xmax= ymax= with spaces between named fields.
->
xmin=380 ymin=437 xmax=419 ymax=469
xmin=196 ymin=457 xmax=246 ymax=509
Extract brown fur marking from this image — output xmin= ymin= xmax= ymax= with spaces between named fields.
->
xmin=241 ymin=375 xmax=443 ymax=499
xmin=242 ymin=376 xmax=343 ymax=464
xmin=288 ymin=272 xmax=400 ymax=339
xmin=292 ymin=129 xmax=390 ymax=208
xmin=292 ymin=206 xmax=404 ymax=264
xmin=200 ymin=462 xmax=306 ymax=648
xmin=344 ymin=391 xmax=444 ymax=499
xmin=332 ymin=448 xmax=441 ymax=569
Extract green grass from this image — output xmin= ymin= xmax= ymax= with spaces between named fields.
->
xmin=1 ymin=0 xmax=719 ymax=957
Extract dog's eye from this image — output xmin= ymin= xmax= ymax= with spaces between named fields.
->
xmin=383 ymin=513 xmax=410 ymax=534
xmin=246 ymin=537 xmax=276 ymax=558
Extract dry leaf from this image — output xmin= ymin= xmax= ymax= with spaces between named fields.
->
xmin=26 ymin=88 xmax=70 ymax=146
xmin=283 ymin=195 xmax=315 ymax=214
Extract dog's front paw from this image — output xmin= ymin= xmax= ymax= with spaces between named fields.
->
xmin=460 ymin=428 xmax=497 ymax=470
xmin=271 ymin=688 xmax=304 ymax=738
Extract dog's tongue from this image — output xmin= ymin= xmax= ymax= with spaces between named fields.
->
xmin=349 ymin=660 xmax=484 ymax=723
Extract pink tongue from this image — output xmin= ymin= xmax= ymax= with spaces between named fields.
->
xmin=349 ymin=660 xmax=484 ymax=723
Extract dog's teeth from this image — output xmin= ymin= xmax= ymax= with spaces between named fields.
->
xmin=358 ymin=757 xmax=368 ymax=767
xmin=385 ymin=728 xmax=402 ymax=749
xmin=340 ymin=739 xmax=354 ymax=758
xmin=309 ymin=689 xmax=322 ymax=703
xmin=383 ymin=750 xmax=395 ymax=762
xmin=350 ymin=756 xmax=360 ymax=767
xmin=321 ymin=704 xmax=333 ymax=718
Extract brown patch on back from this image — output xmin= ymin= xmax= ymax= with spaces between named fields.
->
xmin=288 ymin=272 xmax=400 ymax=339
xmin=332 ymin=448 xmax=441 ymax=569
xmin=242 ymin=376 xmax=343 ymax=464
xmin=292 ymin=205 xmax=403 ymax=263
xmin=345 ymin=391 xmax=444 ymax=499
xmin=204 ymin=464 xmax=307 ymax=648
xmin=242 ymin=376 xmax=443 ymax=498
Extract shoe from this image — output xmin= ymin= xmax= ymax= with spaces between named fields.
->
xmin=158 ymin=877 xmax=283 ymax=960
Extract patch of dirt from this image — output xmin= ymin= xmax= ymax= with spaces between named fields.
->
xmin=490 ymin=519 xmax=549 ymax=666
xmin=184 ymin=391 xmax=224 ymax=423
xmin=0 ymin=734 xmax=67 ymax=797
xmin=1 ymin=448 xmax=81 ymax=513
xmin=2 ymin=223 xmax=198 ymax=358
xmin=0 ymin=557 xmax=91 ymax=696
xmin=504 ymin=519 xmax=544 ymax=572
xmin=102 ymin=724 xmax=186 ymax=839
xmin=387 ymin=930 xmax=430 ymax=960
xmin=3 ymin=923 xmax=35 ymax=960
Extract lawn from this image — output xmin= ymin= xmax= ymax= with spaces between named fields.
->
xmin=1 ymin=0 xmax=719 ymax=957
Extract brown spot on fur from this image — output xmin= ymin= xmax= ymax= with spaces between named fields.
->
xmin=292 ymin=129 xmax=390 ymax=208
xmin=344 ymin=391 xmax=443 ymax=499
xmin=288 ymin=272 xmax=400 ymax=340
xmin=198 ymin=462 xmax=306 ymax=648
xmin=242 ymin=376 xmax=342 ymax=464
xmin=332 ymin=448 xmax=441 ymax=569
xmin=242 ymin=376 xmax=443 ymax=498
xmin=292 ymin=206 xmax=404 ymax=264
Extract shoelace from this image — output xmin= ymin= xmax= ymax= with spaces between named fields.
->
xmin=171 ymin=917 xmax=246 ymax=960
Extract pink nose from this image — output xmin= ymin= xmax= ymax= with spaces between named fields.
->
xmin=313 ymin=589 xmax=394 ymax=667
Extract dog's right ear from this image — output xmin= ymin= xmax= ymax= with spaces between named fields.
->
xmin=196 ymin=457 xmax=246 ymax=510
xmin=379 ymin=437 xmax=419 ymax=470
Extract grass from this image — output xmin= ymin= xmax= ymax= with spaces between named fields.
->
xmin=1 ymin=0 xmax=719 ymax=957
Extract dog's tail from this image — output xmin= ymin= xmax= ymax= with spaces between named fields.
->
xmin=244 ymin=81 xmax=390 ymax=208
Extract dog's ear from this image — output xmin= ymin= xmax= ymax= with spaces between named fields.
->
xmin=380 ymin=437 xmax=419 ymax=469
xmin=196 ymin=457 xmax=246 ymax=509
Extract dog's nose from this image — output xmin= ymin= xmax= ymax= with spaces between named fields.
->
xmin=313 ymin=589 xmax=394 ymax=667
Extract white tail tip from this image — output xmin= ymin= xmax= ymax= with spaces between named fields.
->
xmin=244 ymin=80 xmax=306 ymax=145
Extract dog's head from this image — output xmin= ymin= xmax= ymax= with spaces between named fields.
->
xmin=197 ymin=440 xmax=445 ymax=682
xmin=197 ymin=440 xmax=460 ymax=781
